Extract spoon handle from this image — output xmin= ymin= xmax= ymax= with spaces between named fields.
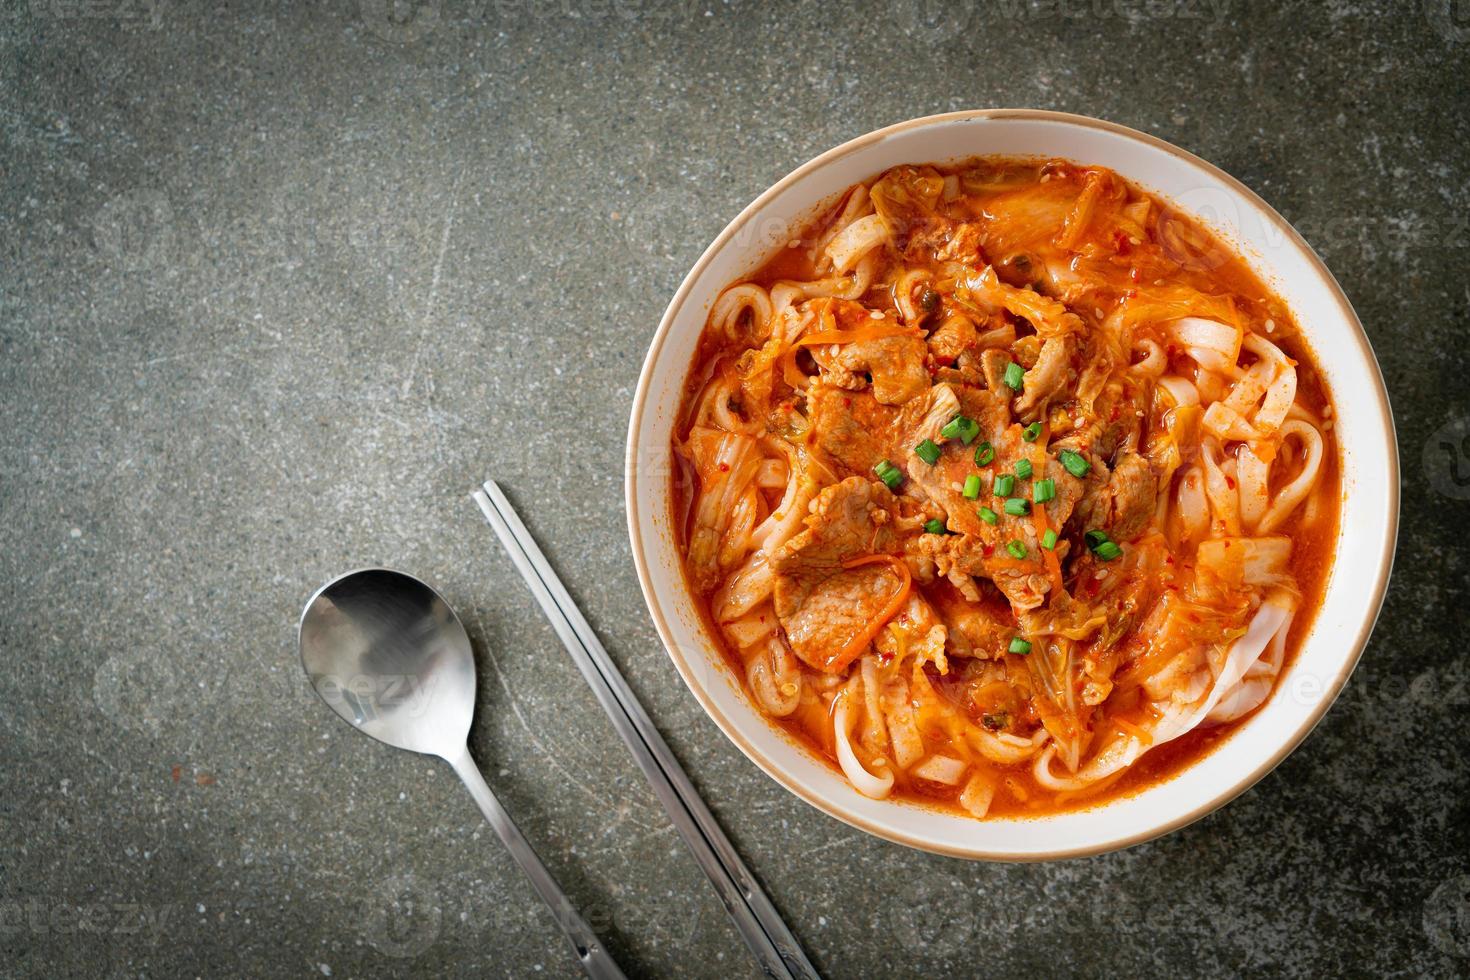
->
xmin=446 ymin=746 xmax=626 ymax=980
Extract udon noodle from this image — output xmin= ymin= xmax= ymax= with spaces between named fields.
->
xmin=673 ymin=158 xmax=1338 ymax=818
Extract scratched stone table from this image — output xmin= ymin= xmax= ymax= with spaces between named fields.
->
xmin=2 ymin=1 xmax=1468 ymax=977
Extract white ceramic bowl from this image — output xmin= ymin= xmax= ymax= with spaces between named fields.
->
xmin=625 ymin=110 xmax=1397 ymax=860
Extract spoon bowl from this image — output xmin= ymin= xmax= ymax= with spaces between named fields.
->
xmin=300 ymin=568 xmax=474 ymax=757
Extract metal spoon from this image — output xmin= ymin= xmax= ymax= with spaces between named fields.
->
xmin=299 ymin=567 xmax=625 ymax=980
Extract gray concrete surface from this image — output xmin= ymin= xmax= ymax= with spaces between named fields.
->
xmin=2 ymin=1 xmax=1467 ymax=977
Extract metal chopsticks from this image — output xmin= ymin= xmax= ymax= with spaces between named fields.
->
xmin=471 ymin=479 xmax=820 ymax=980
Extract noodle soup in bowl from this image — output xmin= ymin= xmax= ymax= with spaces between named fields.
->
xmin=626 ymin=110 xmax=1396 ymax=859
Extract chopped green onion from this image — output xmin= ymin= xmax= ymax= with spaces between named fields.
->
xmin=940 ymin=414 xmax=980 ymax=445
xmin=1033 ymin=478 xmax=1056 ymax=504
xmin=915 ymin=439 xmax=941 ymax=465
xmin=1008 ymin=636 xmax=1033 ymax=655
xmin=993 ymin=473 xmax=1015 ymax=497
xmin=1059 ymin=449 xmax=1091 ymax=478
xmin=1004 ymin=497 xmax=1030 ymax=517
xmin=1041 ymin=528 xmax=1058 ymax=550
xmin=962 ymin=474 xmax=982 ymax=500
xmin=977 ymin=506 xmax=998 ymax=525
xmin=873 ymin=460 xmax=902 ymax=491
xmin=1085 ymin=528 xmax=1123 ymax=561
xmin=1003 ymin=361 xmax=1025 ymax=391
xmin=973 ymin=441 xmax=995 ymax=466
xmin=1022 ymin=421 xmax=1042 ymax=442
xmin=1014 ymin=458 xmax=1033 ymax=480
xmin=1006 ymin=539 xmax=1027 ymax=559
xmin=923 ymin=518 xmax=947 ymax=535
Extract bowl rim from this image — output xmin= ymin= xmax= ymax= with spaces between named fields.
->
xmin=624 ymin=108 xmax=1399 ymax=860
